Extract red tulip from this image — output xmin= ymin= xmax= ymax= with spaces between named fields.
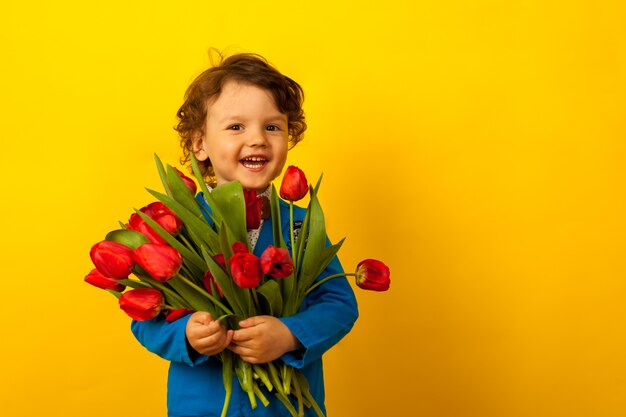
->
xmin=202 ymin=270 xmax=224 ymax=297
xmin=214 ymin=253 xmax=226 ymax=267
xmin=232 ymin=241 xmax=249 ymax=254
xmin=119 ymin=288 xmax=164 ymax=321
xmin=174 ymin=168 xmax=198 ymax=195
xmin=84 ymin=268 xmax=126 ymax=292
xmin=165 ymin=308 xmax=193 ymax=323
xmin=355 ymin=259 xmax=391 ymax=291
xmin=260 ymin=245 xmax=294 ymax=278
xmin=228 ymin=252 xmax=262 ymax=288
xmin=202 ymin=253 xmax=226 ymax=296
xmin=127 ymin=202 xmax=183 ymax=244
xmin=279 ymin=166 xmax=308 ymax=201
xmin=90 ymin=240 xmax=135 ymax=279
xmin=243 ymin=189 xmax=263 ymax=230
xmin=132 ymin=243 xmax=183 ymax=282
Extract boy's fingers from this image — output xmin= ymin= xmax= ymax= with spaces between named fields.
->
xmin=239 ymin=316 xmax=265 ymax=328
xmin=231 ymin=328 xmax=254 ymax=343
xmin=200 ymin=312 xmax=214 ymax=324
xmin=225 ymin=329 xmax=234 ymax=346
xmin=191 ymin=311 xmax=213 ymax=325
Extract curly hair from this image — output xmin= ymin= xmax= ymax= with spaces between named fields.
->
xmin=175 ymin=51 xmax=307 ymax=184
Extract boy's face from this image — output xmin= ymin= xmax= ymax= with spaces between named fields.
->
xmin=194 ymin=80 xmax=289 ymax=193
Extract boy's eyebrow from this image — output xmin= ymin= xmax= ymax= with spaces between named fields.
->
xmin=217 ymin=114 xmax=287 ymax=123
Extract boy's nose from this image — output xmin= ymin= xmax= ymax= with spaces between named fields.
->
xmin=247 ymin=129 xmax=268 ymax=147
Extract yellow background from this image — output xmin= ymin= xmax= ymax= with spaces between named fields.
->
xmin=1 ymin=1 xmax=625 ymax=416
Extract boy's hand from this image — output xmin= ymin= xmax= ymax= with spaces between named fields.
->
xmin=185 ymin=311 xmax=233 ymax=356
xmin=228 ymin=315 xmax=302 ymax=364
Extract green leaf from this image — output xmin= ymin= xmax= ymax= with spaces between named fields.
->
xmin=166 ymin=164 xmax=204 ymax=217
xmin=218 ymin=221 xmax=235 ymax=262
xmin=211 ymin=181 xmax=248 ymax=246
xmin=167 ymin=274 xmax=217 ymax=313
xmin=297 ymin=186 xmax=326 ymax=286
xmin=294 ymin=202 xmax=311 ymax=271
xmin=105 ymin=289 xmax=123 ymax=299
xmin=117 ymin=278 xmax=151 ymax=289
xmin=105 ymin=229 xmax=150 ymax=249
xmin=132 ymin=272 xmax=190 ymax=309
xmin=190 ymin=153 xmax=224 ymax=227
xmin=154 ymin=154 xmax=172 ymax=197
xmin=202 ymin=245 xmax=245 ymax=318
xmin=297 ymin=239 xmax=345 ymax=301
xmin=313 ymin=173 xmax=323 ymax=195
xmin=146 ymin=188 xmax=220 ymax=250
xmin=256 ymin=279 xmax=283 ymax=316
xmin=282 ymin=185 xmax=327 ymax=315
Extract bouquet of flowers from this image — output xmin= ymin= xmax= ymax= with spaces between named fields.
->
xmin=85 ymin=154 xmax=390 ymax=417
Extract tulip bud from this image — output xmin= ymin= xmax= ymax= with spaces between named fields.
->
xmin=174 ymin=168 xmax=198 ymax=195
xmin=260 ymin=245 xmax=294 ymax=279
xmin=202 ymin=270 xmax=224 ymax=297
xmin=228 ymin=252 xmax=262 ymax=288
xmin=214 ymin=253 xmax=226 ymax=267
xmin=165 ymin=308 xmax=193 ymax=323
xmin=243 ymin=189 xmax=263 ymax=230
xmin=119 ymin=288 xmax=164 ymax=321
xmin=355 ymin=259 xmax=391 ymax=291
xmin=90 ymin=240 xmax=135 ymax=279
xmin=128 ymin=202 xmax=183 ymax=244
xmin=132 ymin=243 xmax=183 ymax=282
xmin=280 ymin=166 xmax=308 ymax=201
xmin=84 ymin=268 xmax=126 ymax=292
xmin=232 ymin=241 xmax=249 ymax=254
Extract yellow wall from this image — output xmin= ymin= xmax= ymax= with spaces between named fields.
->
xmin=1 ymin=1 xmax=625 ymax=416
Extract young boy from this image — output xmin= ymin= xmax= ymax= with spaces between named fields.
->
xmin=131 ymin=52 xmax=359 ymax=417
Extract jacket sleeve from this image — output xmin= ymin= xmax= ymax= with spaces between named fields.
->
xmin=279 ymin=251 xmax=359 ymax=369
xmin=130 ymin=314 xmax=209 ymax=367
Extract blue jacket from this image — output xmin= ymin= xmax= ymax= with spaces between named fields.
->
xmin=131 ymin=196 xmax=359 ymax=417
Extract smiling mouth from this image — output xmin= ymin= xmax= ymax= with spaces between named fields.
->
xmin=240 ymin=156 xmax=269 ymax=170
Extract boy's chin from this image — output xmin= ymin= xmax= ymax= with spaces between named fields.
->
xmin=239 ymin=180 xmax=271 ymax=193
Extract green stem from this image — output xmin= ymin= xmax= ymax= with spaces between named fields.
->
xmin=251 ymin=288 xmax=261 ymax=312
xmin=296 ymin=371 xmax=325 ymax=417
xmin=178 ymin=232 xmax=197 ymax=253
xmin=137 ymin=273 xmax=189 ymax=307
xmin=220 ymin=351 xmax=233 ymax=417
xmin=177 ymin=274 xmax=234 ymax=315
xmin=305 ymin=273 xmax=355 ymax=295
xmin=252 ymin=383 xmax=270 ymax=407
xmin=292 ymin=368 xmax=304 ymax=417
xmin=289 ymin=202 xmax=296 ymax=267
xmin=282 ymin=362 xmax=292 ymax=395
xmin=252 ymin=364 xmax=274 ymax=392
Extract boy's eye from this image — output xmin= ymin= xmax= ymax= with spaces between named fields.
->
xmin=266 ymin=125 xmax=279 ymax=131
xmin=228 ymin=124 xmax=242 ymax=130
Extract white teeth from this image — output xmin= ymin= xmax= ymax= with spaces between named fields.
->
xmin=241 ymin=157 xmax=267 ymax=169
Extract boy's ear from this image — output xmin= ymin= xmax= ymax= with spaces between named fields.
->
xmin=191 ymin=130 xmax=209 ymax=162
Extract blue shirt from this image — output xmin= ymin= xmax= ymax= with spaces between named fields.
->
xmin=131 ymin=196 xmax=359 ymax=417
